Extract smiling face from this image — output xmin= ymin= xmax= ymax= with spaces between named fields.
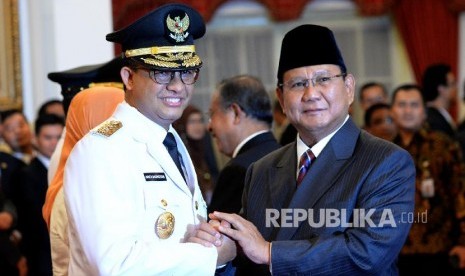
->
xmin=121 ymin=67 xmax=194 ymax=130
xmin=276 ymin=64 xmax=355 ymax=145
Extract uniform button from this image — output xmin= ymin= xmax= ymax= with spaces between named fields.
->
xmin=195 ymin=201 xmax=198 ymax=210
xmin=161 ymin=199 xmax=168 ymax=207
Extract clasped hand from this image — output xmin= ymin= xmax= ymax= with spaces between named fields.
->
xmin=188 ymin=211 xmax=270 ymax=265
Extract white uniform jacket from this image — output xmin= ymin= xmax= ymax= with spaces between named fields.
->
xmin=64 ymin=102 xmax=217 ymax=275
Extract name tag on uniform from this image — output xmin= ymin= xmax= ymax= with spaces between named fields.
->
xmin=144 ymin=172 xmax=167 ymax=181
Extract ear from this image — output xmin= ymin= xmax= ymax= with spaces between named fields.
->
xmin=344 ymin=74 xmax=356 ymax=106
xmin=121 ymin=67 xmax=134 ymax=90
xmin=230 ymin=103 xmax=244 ymax=124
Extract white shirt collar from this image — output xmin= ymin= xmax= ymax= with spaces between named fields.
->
xmin=296 ymin=115 xmax=349 ymax=177
xmin=36 ymin=152 xmax=50 ymax=169
xmin=232 ymin=130 xmax=269 ymax=158
xmin=436 ymin=106 xmax=456 ymax=129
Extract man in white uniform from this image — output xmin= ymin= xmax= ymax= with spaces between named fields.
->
xmin=63 ymin=3 xmax=236 ymax=275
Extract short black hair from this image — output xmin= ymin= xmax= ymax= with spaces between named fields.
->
xmin=38 ymin=99 xmax=63 ymax=118
xmin=421 ymin=63 xmax=451 ymax=102
xmin=359 ymin=82 xmax=387 ymax=101
xmin=0 ymin=109 xmax=26 ymax=124
xmin=34 ymin=114 xmax=65 ymax=136
xmin=391 ymin=84 xmax=424 ymax=106
xmin=364 ymin=103 xmax=390 ymax=127
xmin=217 ymin=75 xmax=273 ymax=126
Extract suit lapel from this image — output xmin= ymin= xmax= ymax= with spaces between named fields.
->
xmin=275 ymin=119 xmax=360 ymax=240
xmin=270 ymin=144 xmax=298 ymax=211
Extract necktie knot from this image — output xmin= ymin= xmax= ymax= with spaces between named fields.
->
xmin=163 ymin=132 xmax=177 ymax=150
xmin=297 ymin=149 xmax=315 ymax=186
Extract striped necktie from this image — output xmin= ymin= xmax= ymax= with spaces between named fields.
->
xmin=296 ymin=149 xmax=315 ymax=186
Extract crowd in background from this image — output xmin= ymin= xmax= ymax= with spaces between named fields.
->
xmin=1 ymin=61 xmax=465 ymax=275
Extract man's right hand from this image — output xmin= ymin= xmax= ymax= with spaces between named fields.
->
xmin=187 ymin=219 xmax=237 ymax=266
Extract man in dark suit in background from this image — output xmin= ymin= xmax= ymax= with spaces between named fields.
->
xmin=16 ymin=114 xmax=64 ymax=276
xmin=207 ymin=75 xmax=280 ymax=214
xmin=422 ymin=63 xmax=457 ymax=138
xmin=192 ymin=24 xmax=415 ymax=275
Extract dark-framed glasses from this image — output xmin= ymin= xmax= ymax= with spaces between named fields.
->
xmin=138 ymin=68 xmax=200 ymax=85
xmin=279 ymin=73 xmax=346 ymax=92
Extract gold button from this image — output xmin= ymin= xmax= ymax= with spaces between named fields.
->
xmin=195 ymin=201 xmax=199 ymax=210
xmin=161 ymin=199 xmax=168 ymax=207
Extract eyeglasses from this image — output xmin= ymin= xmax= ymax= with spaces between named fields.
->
xmin=279 ymin=73 xmax=346 ymax=92
xmin=137 ymin=68 xmax=200 ymax=85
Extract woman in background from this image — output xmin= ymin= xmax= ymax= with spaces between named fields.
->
xmin=174 ymin=105 xmax=218 ymax=204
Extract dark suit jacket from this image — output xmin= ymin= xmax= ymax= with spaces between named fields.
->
xmin=16 ymin=157 xmax=52 ymax=276
xmin=426 ymin=106 xmax=456 ymax=138
xmin=279 ymin=123 xmax=297 ymax=146
xmin=208 ymin=132 xmax=280 ymax=214
xmin=0 ymin=152 xmax=26 ymax=202
xmin=0 ymin=152 xmax=25 ymax=274
xmin=238 ymin=119 xmax=415 ymax=275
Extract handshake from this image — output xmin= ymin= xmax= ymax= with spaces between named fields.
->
xmin=188 ymin=211 xmax=271 ymax=267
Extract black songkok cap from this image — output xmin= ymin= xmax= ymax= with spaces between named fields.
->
xmin=277 ymin=24 xmax=347 ymax=83
xmin=106 ymin=3 xmax=206 ymax=70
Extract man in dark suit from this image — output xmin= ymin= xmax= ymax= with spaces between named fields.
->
xmin=422 ymin=63 xmax=457 ymax=138
xmin=191 ymin=25 xmax=415 ymax=275
xmin=16 ymin=114 xmax=64 ymax=276
xmin=208 ymin=75 xmax=280 ymax=214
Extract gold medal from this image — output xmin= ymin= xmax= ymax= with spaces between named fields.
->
xmin=155 ymin=212 xmax=175 ymax=239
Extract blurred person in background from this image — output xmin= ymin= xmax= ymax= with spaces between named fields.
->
xmin=422 ymin=63 xmax=457 ymax=138
xmin=207 ymin=75 xmax=280 ymax=214
xmin=1 ymin=109 xmax=34 ymax=164
xmin=364 ymin=102 xmax=397 ymax=141
xmin=390 ymin=84 xmax=465 ymax=275
xmin=358 ymin=81 xmax=389 ymax=112
xmin=173 ymin=105 xmax=217 ymax=204
xmin=16 ymin=114 xmax=64 ymax=276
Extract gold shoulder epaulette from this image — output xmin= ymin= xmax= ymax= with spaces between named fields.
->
xmin=94 ymin=120 xmax=123 ymax=137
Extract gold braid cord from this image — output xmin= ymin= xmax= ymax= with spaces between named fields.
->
xmin=141 ymin=52 xmax=201 ymax=68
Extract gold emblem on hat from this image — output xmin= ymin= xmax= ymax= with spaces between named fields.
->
xmin=166 ymin=13 xmax=190 ymax=42
xmin=155 ymin=211 xmax=175 ymax=239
